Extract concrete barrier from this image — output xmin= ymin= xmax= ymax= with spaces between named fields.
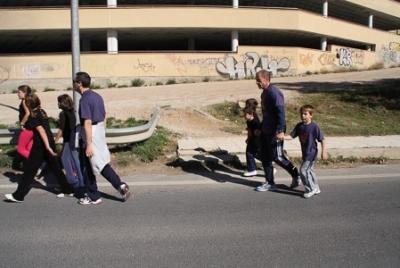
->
xmin=0 ymin=106 xmax=160 ymax=146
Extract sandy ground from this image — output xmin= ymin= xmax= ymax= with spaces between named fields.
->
xmin=1 ymin=67 xmax=399 ymax=139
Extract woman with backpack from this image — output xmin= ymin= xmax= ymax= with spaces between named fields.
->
xmin=54 ymin=94 xmax=84 ymax=191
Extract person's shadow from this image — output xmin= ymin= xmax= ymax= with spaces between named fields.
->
xmin=176 ymin=147 xmax=304 ymax=198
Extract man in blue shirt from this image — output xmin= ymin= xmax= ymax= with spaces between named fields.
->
xmin=73 ymin=72 xmax=130 ymax=205
xmin=255 ymin=70 xmax=300 ymax=192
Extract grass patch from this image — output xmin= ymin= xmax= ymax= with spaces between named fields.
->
xmin=208 ymin=85 xmax=400 ymax=137
xmin=285 ymin=86 xmax=400 ymax=136
xmin=0 ymin=115 xmax=174 ymax=171
xmin=109 ymin=126 xmax=173 ymax=163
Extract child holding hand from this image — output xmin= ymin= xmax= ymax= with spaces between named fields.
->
xmin=284 ymin=104 xmax=328 ymax=199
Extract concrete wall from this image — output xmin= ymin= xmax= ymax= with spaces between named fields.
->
xmin=2 ymin=43 xmax=398 ymax=93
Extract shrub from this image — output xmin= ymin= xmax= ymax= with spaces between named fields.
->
xmin=166 ymin=78 xmax=177 ymax=85
xmin=89 ymin=83 xmax=101 ymax=89
xmin=131 ymin=78 xmax=145 ymax=87
xmin=117 ymin=84 xmax=129 ymax=88
xmin=43 ymin=87 xmax=56 ymax=92
xmin=108 ymin=82 xmax=118 ymax=88
xmin=203 ymin=77 xmax=210 ymax=82
xmin=369 ymin=63 xmax=384 ymax=70
xmin=155 ymin=81 xmax=163 ymax=86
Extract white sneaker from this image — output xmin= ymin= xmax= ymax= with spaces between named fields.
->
xmin=303 ymin=191 xmax=316 ymax=199
xmin=119 ymin=183 xmax=131 ymax=202
xmin=56 ymin=193 xmax=74 ymax=198
xmin=78 ymin=196 xmax=102 ymax=205
xmin=244 ymin=170 xmax=257 ymax=177
xmin=315 ymin=189 xmax=321 ymax=195
xmin=256 ymin=182 xmax=277 ymax=192
xmin=5 ymin=194 xmax=24 ymax=203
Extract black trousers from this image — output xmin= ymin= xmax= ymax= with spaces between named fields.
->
xmin=13 ymin=144 xmax=73 ymax=201
xmin=259 ymin=132 xmax=299 ymax=185
xmin=80 ymin=149 xmax=123 ymax=201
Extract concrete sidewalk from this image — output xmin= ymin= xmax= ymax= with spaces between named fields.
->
xmin=177 ymin=135 xmax=400 ymax=164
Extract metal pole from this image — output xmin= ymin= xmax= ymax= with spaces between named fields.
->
xmin=71 ymin=0 xmax=81 ymax=118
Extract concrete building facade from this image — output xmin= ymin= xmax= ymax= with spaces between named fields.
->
xmin=0 ymin=0 xmax=399 ymax=91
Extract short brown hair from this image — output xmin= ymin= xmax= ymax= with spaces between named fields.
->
xmin=300 ymin=104 xmax=315 ymax=115
xmin=243 ymin=107 xmax=256 ymax=115
xmin=245 ymin=98 xmax=258 ymax=109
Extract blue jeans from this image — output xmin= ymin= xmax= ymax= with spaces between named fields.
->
xmin=246 ymin=147 xmax=260 ymax=172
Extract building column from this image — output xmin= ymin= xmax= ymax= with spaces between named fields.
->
xmin=368 ymin=12 xmax=373 ymax=28
xmin=322 ymin=0 xmax=328 ymax=17
xmin=107 ymin=30 xmax=118 ymax=54
xmin=321 ymin=36 xmax=327 ymax=51
xmin=108 ymin=0 xmax=117 ymax=7
xmin=231 ymin=30 xmax=238 ymax=52
xmin=188 ymin=37 xmax=195 ymax=51
xmin=233 ymin=0 xmax=239 ymax=8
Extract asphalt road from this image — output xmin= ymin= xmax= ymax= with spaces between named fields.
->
xmin=1 ymin=165 xmax=399 ymax=268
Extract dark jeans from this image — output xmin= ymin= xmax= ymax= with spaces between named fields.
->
xmin=259 ymin=132 xmax=299 ymax=185
xmin=80 ymin=150 xmax=123 ymax=201
xmin=246 ymin=146 xmax=260 ymax=172
xmin=13 ymin=145 xmax=73 ymax=201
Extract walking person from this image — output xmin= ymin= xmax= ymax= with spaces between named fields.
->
xmin=243 ymin=98 xmax=277 ymax=177
xmin=5 ymin=93 xmax=74 ymax=202
xmin=284 ymin=105 xmax=328 ymax=198
xmin=54 ymin=94 xmax=85 ymax=191
xmin=243 ymin=106 xmax=261 ymax=177
xmin=16 ymin=85 xmax=46 ymax=177
xmin=73 ymin=72 xmax=130 ymax=205
xmin=254 ymin=70 xmax=300 ymax=192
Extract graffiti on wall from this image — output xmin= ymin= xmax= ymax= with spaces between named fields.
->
xmin=215 ymin=51 xmax=290 ymax=79
xmin=318 ymin=53 xmax=336 ymax=66
xmin=41 ymin=63 xmax=62 ymax=73
xmin=133 ymin=58 xmax=156 ymax=72
xmin=15 ymin=63 xmax=40 ymax=78
xmin=0 ymin=65 xmax=11 ymax=83
xmin=188 ymin=57 xmax=224 ymax=76
xmin=378 ymin=42 xmax=400 ymax=64
xmin=336 ymin=47 xmax=365 ymax=67
xmin=299 ymin=53 xmax=314 ymax=66
xmin=166 ymin=54 xmax=187 ymax=76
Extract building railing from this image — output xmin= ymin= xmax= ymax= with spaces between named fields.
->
xmin=0 ymin=106 xmax=160 ymax=146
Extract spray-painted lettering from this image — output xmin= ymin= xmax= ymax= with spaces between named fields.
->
xmin=215 ymin=52 xmax=290 ymax=79
xmin=166 ymin=54 xmax=187 ymax=76
xmin=133 ymin=58 xmax=155 ymax=72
